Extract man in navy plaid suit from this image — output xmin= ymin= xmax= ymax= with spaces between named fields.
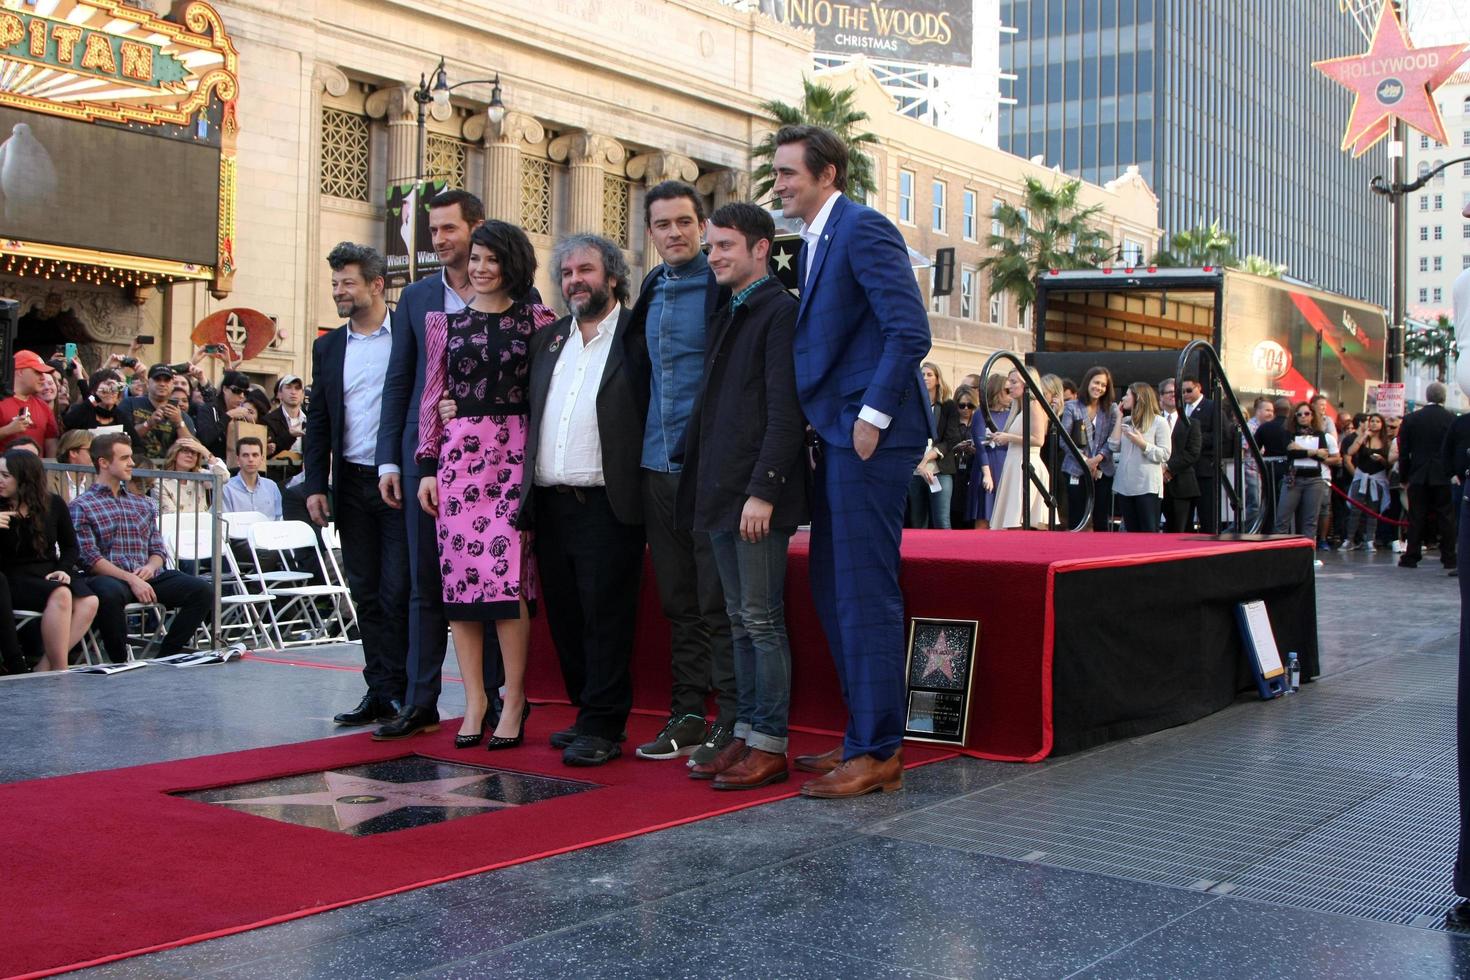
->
xmin=772 ymin=125 xmax=932 ymax=798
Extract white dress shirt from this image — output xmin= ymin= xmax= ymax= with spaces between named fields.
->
xmin=442 ymin=270 xmax=469 ymax=314
xmin=535 ymin=305 xmax=620 ymax=487
xmin=797 ymin=191 xmax=891 ymax=431
xmin=342 ymin=312 xmax=392 ymax=466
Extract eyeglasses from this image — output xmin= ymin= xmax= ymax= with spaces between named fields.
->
xmin=226 ymin=386 xmax=248 ymax=395
xmin=1296 ymin=411 xmax=1313 ymax=418
xmin=1181 ymin=386 xmax=1198 ymax=395
xmin=957 ymin=403 xmax=975 ymax=411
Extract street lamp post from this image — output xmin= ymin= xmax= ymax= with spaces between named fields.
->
xmin=1370 ymin=144 xmax=1470 ymax=385
xmin=408 ymin=57 xmax=507 ymax=282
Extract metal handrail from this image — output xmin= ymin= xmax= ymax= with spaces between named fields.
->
xmin=1174 ymin=340 xmax=1273 ymax=535
xmin=977 ymin=350 xmax=1095 ymax=531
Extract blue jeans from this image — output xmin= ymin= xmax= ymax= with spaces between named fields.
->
xmin=708 ymin=528 xmax=794 ymax=754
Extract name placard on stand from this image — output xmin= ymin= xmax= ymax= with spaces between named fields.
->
xmin=1236 ymin=600 xmax=1286 ymax=700
xmin=903 ymin=617 xmax=979 ymax=746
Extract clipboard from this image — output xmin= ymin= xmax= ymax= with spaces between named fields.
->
xmin=1236 ymin=600 xmax=1286 ymax=700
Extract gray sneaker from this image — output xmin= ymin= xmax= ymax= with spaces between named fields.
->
xmin=688 ymin=722 xmax=736 ymax=766
xmin=635 ymin=714 xmax=707 ymax=760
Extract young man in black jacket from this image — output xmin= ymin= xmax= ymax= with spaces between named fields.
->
xmin=675 ymin=203 xmax=807 ymax=790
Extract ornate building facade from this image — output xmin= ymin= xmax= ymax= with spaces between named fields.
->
xmin=8 ymin=0 xmax=808 ymax=389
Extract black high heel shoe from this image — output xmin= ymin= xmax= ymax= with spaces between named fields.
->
xmin=486 ymin=702 xmax=530 ymax=751
xmin=455 ymin=706 xmax=490 ymax=749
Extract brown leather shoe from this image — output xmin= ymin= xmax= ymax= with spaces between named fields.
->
xmin=713 ymin=748 xmax=788 ymax=790
xmin=689 ymin=738 xmax=747 ymax=780
xmin=798 ymin=751 xmax=903 ymax=798
xmin=792 ymin=744 xmax=843 ymax=774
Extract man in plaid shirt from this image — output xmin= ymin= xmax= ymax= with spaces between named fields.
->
xmin=70 ymin=433 xmax=213 ymax=662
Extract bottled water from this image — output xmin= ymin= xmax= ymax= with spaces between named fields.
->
xmin=1287 ymin=651 xmax=1301 ymax=693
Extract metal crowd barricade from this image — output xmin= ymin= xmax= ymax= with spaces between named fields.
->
xmin=43 ymin=459 xmax=225 ymax=650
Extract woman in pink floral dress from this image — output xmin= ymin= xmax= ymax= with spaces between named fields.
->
xmin=417 ymin=221 xmax=554 ymax=750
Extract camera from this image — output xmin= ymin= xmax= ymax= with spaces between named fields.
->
xmin=120 ymin=357 xmax=139 ymax=369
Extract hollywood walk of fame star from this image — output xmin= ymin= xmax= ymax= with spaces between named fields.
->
xmin=771 ymin=245 xmax=794 ymax=271
xmin=1313 ymin=3 xmax=1469 ymax=156
xmin=225 ymin=770 xmax=515 ymax=831
xmin=919 ymin=628 xmax=961 ymax=684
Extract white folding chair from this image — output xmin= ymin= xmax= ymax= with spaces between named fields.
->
xmin=164 ymin=514 xmax=281 ymax=651
xmin=219 ymin=511 xmax=312 ymax=589
xmin=318 ymin=524 xmax=359 ymax=634
xmin=247 ymin=521 xmax=354 ymax=645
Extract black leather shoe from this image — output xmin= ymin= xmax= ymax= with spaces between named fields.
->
xmin=1447 ymin=901 xmax=1470 ymax=929
xmin=551 ymin=726 xmax=627 ymax=750
xmin=372 ymin=705 xmax=440 ymax=741
xmin=563 ymin=734 xmax=621 ymax=767
xmin=335 ymin=694 xmax=398 ymax=727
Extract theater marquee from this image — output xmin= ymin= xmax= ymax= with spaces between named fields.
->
xmin=0 ymin=0 xmax=239 ymax=296
xmin=780 ymin=0 xmax=972 ymax=68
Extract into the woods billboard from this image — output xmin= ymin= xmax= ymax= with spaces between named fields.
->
xmin=776 ymin=0 xmax=972 ymax=67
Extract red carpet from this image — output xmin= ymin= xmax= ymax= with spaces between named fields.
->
xmin=0 ymin=707 xmax=953 ymax=979
xmin=529 ymin=531 xmax=1316 ymax=763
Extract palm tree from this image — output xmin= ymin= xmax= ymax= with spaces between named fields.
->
xmin=751 ymin=78 xmax=880 ymax=204
xmin=1154 ymin=221 xmax=1238 ymax=268
xmin=1238 ymin=255 xmax=1287 ymax=278
xmin=977 ymin=176 xmax=1111 ymax=320
xmin=1405 ymin=314 xmax=1457 ymax=382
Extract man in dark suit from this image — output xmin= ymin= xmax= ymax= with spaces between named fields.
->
xmin=1158 ymin=377 xmax=1201 ymax=533
xmin=773 ymin=125 xmax=931 ymax=798
xmin=1178 ymin=373 xmax=1235 ymax=532
xmin=373 ymin=189 xmax=503 ymax=739
xmin=675 ymin=203 xmax=808 ymax=790
xmin=303 ymin=243 xmax=409 ymax=725
xmin=1398 ymin=380 xmax=1457 ymax=571
xmin=522 ymin=234 xmax=649 ymax=766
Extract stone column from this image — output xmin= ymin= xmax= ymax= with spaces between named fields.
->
xmin=548 ymin=133 xmax=625 ymax=236
xmin=696 ymin=168 xmax=752 ymax=211
xmin=464 ymin=110 xmax=545 ymax=224
xmin=365 ymin=85 xmax=418 ymax=186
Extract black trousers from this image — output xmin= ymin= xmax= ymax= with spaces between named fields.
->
xmin=402 ymin=468 xmax=503 ymax=709
xmin=640 ymin=470 xmax=735 ymax=724
xmin=1066 ymin=473 xmax=1113 ymax=531
xmin=1189 ymin=473 xmax=1221 ymax=533
xmin=335 ymin=464 xmax=409 ymax=703
xmin=534 ymin=485 xmax=644 ymax=741
xmin=1163 ymin=492 xmax=1196 ymax=533
xmin=1117 ymin=492 xmax=1162 ymax=532
xmin=89 ymin=569 xmax=212 ymax=660
xmin=1407 ymin=483 xmax=1458 ymax=567
xmin=0 ymin=572 xmax=25 ymax=674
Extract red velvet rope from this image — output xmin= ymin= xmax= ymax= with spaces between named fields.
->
xmin=1328 ymin=480 xmax=1410 ymax=528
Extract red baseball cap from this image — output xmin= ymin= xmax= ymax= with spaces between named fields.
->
xmin=13 ymin=351 xmax=55 ymax=374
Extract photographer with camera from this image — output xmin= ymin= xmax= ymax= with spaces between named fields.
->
xmin=0 ymin=352 xmax=60 ymax=456
xmin=62 ymin=370 xmax=125 ymax=432
xmin=120 ymin=363 xmax=197 ymax=462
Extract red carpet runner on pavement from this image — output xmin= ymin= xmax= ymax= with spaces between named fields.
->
xmin=0 ymin=706 xmax=953 ymax=979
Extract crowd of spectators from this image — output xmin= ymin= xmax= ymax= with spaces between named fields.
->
xmin=904 ymin=363 xmax=1464 ymax=563
xmin=0 ymin=345 xmax=309 ymax=674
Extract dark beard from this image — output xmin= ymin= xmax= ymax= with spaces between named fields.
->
xmin=568 ymin=285 xmax=611 ymax=319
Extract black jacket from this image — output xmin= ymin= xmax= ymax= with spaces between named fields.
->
xmin=518 ymin=306 xmax=649 ymax=527
xmin=675 ymin=278 xmax=808 ymax=533
xmin=1163 ymin=411 xmax=1202 ymax=500
xmin=1441 ymin=412 xmax=1470 ymax=482
xmin=191 ymin=397 xmax=229 ymax=459
xmin=929 ymin=399 xmax=965 ymax=476
xmin=1184 ymin=397 xmax=1236 ymax=472
xmin=1399 ymin=402 xmax=1454 ymax=486
xmin=303 ymin=325 xmax=355 ymax=501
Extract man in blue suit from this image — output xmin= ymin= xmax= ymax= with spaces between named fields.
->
xmin=772 ymin=125 xmax=932 ymax=798
xmin=372 ymin=189 xmax=503 ymax=739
